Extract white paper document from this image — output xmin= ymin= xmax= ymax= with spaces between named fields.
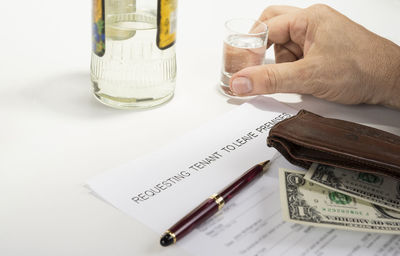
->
xmin=87 ymin=97 xmax=400 ymax=256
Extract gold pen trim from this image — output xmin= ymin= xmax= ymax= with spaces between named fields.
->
xmin=210 ymin=193 xmax=225 ymax=211
xmin=165 ymin=230 xmax=176 ymax=244
xmin=259 ymin=160 xmax=271 ymax=174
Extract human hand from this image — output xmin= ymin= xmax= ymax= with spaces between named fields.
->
xmin=229 ymin=4 xmax=400 ymax=109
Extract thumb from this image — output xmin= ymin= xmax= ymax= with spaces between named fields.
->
xmin=229 ymin=60 xmax=312 ymax=96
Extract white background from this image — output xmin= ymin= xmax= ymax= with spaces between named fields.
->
xmin=1 ymin=0 xmax=399 ymax=255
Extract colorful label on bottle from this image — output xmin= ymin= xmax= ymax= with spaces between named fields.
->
xmin=93 ymin=0 xmax=105 ymax=56
xmin=157 ymin=0 xmax=177 ymax=49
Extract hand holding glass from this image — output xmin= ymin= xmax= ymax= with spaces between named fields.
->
xmin=219 ymin=18 xmax=268 ymax=96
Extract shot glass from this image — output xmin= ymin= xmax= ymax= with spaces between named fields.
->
xmin=219 ymin=18 xmax=268 ymax=97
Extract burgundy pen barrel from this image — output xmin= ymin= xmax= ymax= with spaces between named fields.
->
xmin=160 ymin=160 xmax=269 ymax=247
xmin=219 ymin=163 xmax=265 ymax=203
xmin=160 ymin=198 xmax=219 ymax=246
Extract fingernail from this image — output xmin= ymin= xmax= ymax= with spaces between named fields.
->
xmin=232 ymin=77 xmax=253 ymax=95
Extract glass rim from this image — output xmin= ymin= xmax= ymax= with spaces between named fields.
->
xmin=224 ymin=18 xmax=268 ymax=36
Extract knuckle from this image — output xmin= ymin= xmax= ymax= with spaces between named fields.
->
xmin=300 ymin=64 xmax=318 ymax=91
xmin=309 ymin=3 xmax=331 ymax=12
xmin=291 ymin=13 xmax=308 ymax=45
xmin=263 ymin=66 xmax=279 ymax=93
xmin=292 ymin=60 xmax=318 ymax=94
xmin=307 ymin=4 xmax=334 ymax=20
xmin=262 ymin=6 xmax=279 ymax=18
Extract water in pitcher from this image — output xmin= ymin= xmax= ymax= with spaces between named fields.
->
xmin=91 ymin=11 xmax=176 ymax=109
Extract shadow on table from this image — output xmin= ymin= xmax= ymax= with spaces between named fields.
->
xmin=22 ymin=71 xmax=144 ymax=120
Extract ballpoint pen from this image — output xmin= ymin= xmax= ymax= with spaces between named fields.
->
xmin=160 ymin=160 xmax=271 ymax=246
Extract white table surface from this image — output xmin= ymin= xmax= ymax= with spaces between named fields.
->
xmin=1 ymin=0 xmax=400 ymax=255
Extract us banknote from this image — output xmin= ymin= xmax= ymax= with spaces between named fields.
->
xmin=304 ymin=163 xmax=400 ymax=212
xmin=279 ymin=168 xmax=400 ymax=234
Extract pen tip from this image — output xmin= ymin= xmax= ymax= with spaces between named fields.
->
xmin=160 ymin=233 xmax=175 ymax=247
xmin=259 ymin=160 xmax=270 ymax=167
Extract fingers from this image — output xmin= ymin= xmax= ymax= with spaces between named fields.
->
xmin=274 ymin=44 xmax=297 ymax=63
xmin=266 ymin=12 xmax=309 ymax=49
xmin=252 ymin=6 xmax=310 ymax=54
xmin=229 ymin=59 xmax=314 ymax=96
xmin=258 ymin=5 xmax=300 ymax=22
xmin=274 ymin=41 xmax=303 ymax=63
xmin=251 ymin=5 xmax=300 ymax=41
xmin=228 ymin=6 xmax=312 ymax=97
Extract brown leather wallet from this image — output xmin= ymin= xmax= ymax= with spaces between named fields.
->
xmin=267 ymin=110 xmax=400 ymax=180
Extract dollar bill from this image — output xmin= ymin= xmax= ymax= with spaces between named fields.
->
xmin=304 ymin=163 xmax=400 ymax=212
xmin=279 ymin=168 xmax=400 ymax=234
